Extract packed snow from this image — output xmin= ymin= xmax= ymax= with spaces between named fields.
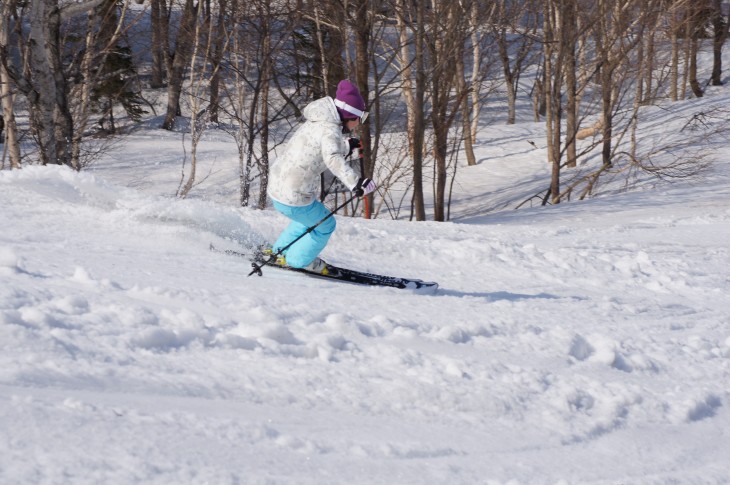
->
xmin=2 ymin=75 xmax=730 ymax=485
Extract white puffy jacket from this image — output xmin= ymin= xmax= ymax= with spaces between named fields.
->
xmin=268 ymin=97 xmax=360 ymax=207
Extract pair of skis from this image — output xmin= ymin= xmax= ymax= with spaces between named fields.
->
xmin=211 ymin=244 xmax=438 ymax=292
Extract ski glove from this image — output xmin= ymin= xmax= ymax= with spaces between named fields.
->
xmin=346 ymin=137 xmax=361 ymax=158
xmin=352 ymin=177 xmax=376 ymax=197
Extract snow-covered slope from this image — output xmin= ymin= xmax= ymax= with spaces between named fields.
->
xmin=2 ymin=84 xmax=730 ymax=484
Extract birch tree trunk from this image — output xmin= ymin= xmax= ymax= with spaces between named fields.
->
xmin=0 ymin=0 xmax=22 ymax=169
xmin=257 ymin=5 xmax=272 ymax=210
xmin=4 ymin=0 xmax=107 ymax=168
xmin=28 ymin=0 xmax=61 ymax=165
xmin=542 ymin=0 xmax=562 ymax=203
xmin=564 ymin=0 xmax=577 ymax=168
xmin=396 ymin=0 xmax=416 ymax=158
xmin=394 ymin=0 xmax=425 ymax=219
xmin=176 ymin=10 xmax=206 ymax=199
xmin=469 ymin=1 xmax=481 ymax=144
xmin=455 ymin=43 xmax=476 ymax=167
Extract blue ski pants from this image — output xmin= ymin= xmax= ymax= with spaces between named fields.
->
xmin=272 ymin=200 xmax=336 ymax=268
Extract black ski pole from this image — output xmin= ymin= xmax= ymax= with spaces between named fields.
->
xmin=248 ymin=194 xmax=357 ymax=277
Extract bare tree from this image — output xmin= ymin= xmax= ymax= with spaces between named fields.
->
xmin=162 ymin=0 xmax=200 ymax=130
xmin=349 ymin=0 xmax=377 ymax=218
xmin=636 ymin=3 xmax=661 ymax=104
xmin=176 ymin=0 xmax=213 ymax=198
xmin=2 ymin=0 xmax=112 ymax=169
xmin=710 ymin=0 xmax=730 ymax=85
xmin=541 ymin=0 xmax=566 ymax=203
xmin=0 ymin=0 xmax=21 ymax=169
xmin=71 ymin=0 xmax=139 ymax=164
xmin=685 ymin=1 xmax=711 ymax=98
xmin=427 ymin=0 xmax=471 ymax=221
xmin=666 ymin=0 xmax=698 ymax=101
xmin=255 ymin=0 xmax=275 ymax=209
xmin=149 ymin=0 xmax=167 ymax=88
xmin=594 ymin=0 xmax=650 ymax=167
xmin=562 ymin=0 xmax=578 ymax=168
xmin=468 ymin=1 xmax=486 ymax=144
xmin=303 ymin=0 xmax=345 ymax=97
xmin=220 ymin=0 xmax=298 ymax=208
xmin=207 ymin=0 xmax=227 ymax=122
xmin=393 ymin=0 xmax=427 ymax=220
xmin=456 ymin=1 xmax=495 ymax=166
xmin=494 ymin=0 xmax=538 ymax=125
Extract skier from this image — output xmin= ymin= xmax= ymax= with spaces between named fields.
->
xmin=266 ymin=80 xmax=376 ymax=275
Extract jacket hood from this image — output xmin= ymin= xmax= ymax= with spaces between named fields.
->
xmin=302 ymin=97 xmax=340 ymax=124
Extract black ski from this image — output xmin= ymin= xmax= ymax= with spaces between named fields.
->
xmin=211 ymin=244 xmax=438 ymax=292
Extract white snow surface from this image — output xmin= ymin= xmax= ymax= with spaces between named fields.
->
xmin=2 ymin=89 xmax=730 ymax=484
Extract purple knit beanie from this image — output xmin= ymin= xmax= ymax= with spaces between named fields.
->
xmin=334 ymin=80 xmax=366 ymax=120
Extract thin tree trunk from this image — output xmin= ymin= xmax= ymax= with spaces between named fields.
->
xmin=150 ymin=0 xmax=165 ymax=88
xmin=208 ymin=0 xmax=226 ymax=123
xmin=177 ymin=14 xmax=206 ymax=198
xmin=689 ymin=36 xmax=703 ymax=97
xmin=396 ymin=0 xmax=416 ymax=158
xmin=162 ymin=0 xmax=198 ymax=130
xmin=455 ymin=44 xmax=476 ymax=166
xmin=257 ymin=8 xmax=271 ymax=209
xmin=0 ymin=0 xmax=22 ymax=168
xmin=681 ymin=18 xmax=691 ymax=100
xmin=670 ymin=23 xmax=679 ymax=101
xmin=312 ymin=3 xmax=329 ymax=96
xmin=711 ymin=0 xmax=729 ymax=85
xmin=28 ymin=0 xmax=60 ymax=165
xmin=354 ymin=0 xmax=372 ymax=217
xmin=643 ymin=30 xmax=655 ymax=102
xmin=412 ymin=0 xmax=426 ymax=221
xmin=688 ymin=4 xmax=703 ymax=98
xmin=564 ymin=1 xmax=577 ymax=168
xmin=498 ymin=29 xmax=518 ymax=125
xmin=543 ymin=1 xmax=562 ymax=203
xmin=469 ymin=1 xmax=481 ymax=144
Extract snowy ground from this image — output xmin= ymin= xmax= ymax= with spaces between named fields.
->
xmin=2 ymin=80 xmax=730 ymax=484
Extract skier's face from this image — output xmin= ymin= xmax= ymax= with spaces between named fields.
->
xmin=344 ymin=118 xmax=360 ymax=133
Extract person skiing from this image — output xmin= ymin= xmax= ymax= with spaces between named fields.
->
xmin=266 ymin=80 xmax=376 ymax=275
